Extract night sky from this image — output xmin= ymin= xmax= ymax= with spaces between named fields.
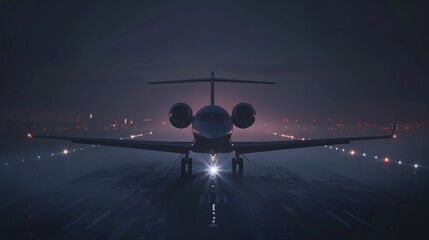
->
xmin=1 ymin=0 xmax=429 ymax=122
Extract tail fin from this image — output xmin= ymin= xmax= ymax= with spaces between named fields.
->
xmin=149 ymin=72 xmax=276 ymax=105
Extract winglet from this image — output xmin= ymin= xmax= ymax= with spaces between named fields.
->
xmin=390 ymin=115 xmax=398 ymax=138
xmin=25 ymin=111 xmax=33 ymax=138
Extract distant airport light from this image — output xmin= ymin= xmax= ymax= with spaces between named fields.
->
xmin=335 ymin=147 xmax=338 ymax=150
xmin=63 ymin=149 xmax=69 ymax=155
xmin=362 ymin=153 xmax=366 ymax=157
xmin=4 ymin=163 xmax=7 ymax=166
xmin=37 ymin=156 xmax=41 ymax=159
xmin=414 ymin=164 xmax=419 ymax=169
xmin=342 ymin=149 xmax=345 ymax=152
xmin=330 ymin=146 xmax=333 ymax=149
xmin=393 ymin=134 xmax=397 ymax=139
xmin=398 ymin=161 xmax=402 ymax=165
xmin=324 ymin=145 xmax=328 ymax=148
xmin=350 ymin=150 xmax=355 ymax=155
xmin=384 ymin=157 xmax=389 ymax=163
xmin=27 ymin=133 xmax=32 ymax=138
xmin=149 ymin=132 xmax=153 ymax=135
xmin=374 ymin=156 xmax=378 ymax=159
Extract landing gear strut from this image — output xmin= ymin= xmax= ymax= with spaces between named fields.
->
xmin=181 ymin=152 xmax=192 ymax=177
xmin=232 ymin=152 xmax=243 ymax=178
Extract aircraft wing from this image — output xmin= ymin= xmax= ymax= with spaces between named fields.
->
xmin=233 ymin=135 xmax=392 ymax=154
xmin=233 ymin=119 xmax=398 ymax=154
xmin=30 ymin=134 xmax=193 ymax=154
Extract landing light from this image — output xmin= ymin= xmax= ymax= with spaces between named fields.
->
xmin=350 ymin=150 xmax=355 ymax=155
xmin=209 ymin=166 xmax=218 ymax=175
xmin=63 ymin=149 xmax=69 ymax=155
xmin=414 ymin=164 xmax=419 ymax=169
xmin=27 ymin=133 xmax=32 ymax=138
xmin=384 ymin=157 xmax=389 ymax=163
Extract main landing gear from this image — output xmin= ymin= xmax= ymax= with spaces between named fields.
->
xmin=231 ymin=152 xmax=243 ymax=178
xmin=181 ymin=152 xmax=192 ymax=177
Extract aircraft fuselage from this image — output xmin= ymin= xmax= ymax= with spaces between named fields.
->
xmin=191 ymin=105 xmax=234 ymax=153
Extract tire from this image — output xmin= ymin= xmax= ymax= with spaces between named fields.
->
xmin=232 ymin=158 xmax=237 ymax=175
xmin=181 ymin=158 xmax=186 ymax=177
xmin=238 ymin=158 xmax=244 ymax=177
xmin=188 ymin=158 xmax=193 ymax=176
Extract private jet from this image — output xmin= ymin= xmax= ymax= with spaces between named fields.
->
xmin=26 ymin=72 xmax=397 ymax=177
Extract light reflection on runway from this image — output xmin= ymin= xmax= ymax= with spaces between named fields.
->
xmin=1 ymin=156 xmax=426 ymax=240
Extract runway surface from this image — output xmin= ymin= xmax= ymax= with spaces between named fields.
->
xmin=1 ymin=151 xmax=428 ymax=240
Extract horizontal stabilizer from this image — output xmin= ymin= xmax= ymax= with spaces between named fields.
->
xmin=149 ymin=78 xmax=275 ymax=85
xmin=149 ymin=72 xmax=275 ymax=105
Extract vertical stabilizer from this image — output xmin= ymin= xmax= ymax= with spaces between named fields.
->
xmin=211 ymin=72 xmax=215 ymax=105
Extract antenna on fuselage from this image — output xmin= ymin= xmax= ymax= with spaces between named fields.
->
xmin=148 ymin=72 xmax=276 ymax=105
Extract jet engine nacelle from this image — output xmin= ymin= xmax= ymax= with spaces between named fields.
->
xmin=232 ymin=103 xmax=255 ymax=129
xmin=169 ymin=103 xmax=193 ymax=128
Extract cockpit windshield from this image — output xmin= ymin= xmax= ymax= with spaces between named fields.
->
xmin=197 ymin=112 xmax=228 ymax=122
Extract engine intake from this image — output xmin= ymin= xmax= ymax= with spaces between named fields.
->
xmin=232 ymin=103 xmax=255 ymax=129
xmin=169 ymin=103 xmax=193 ymax=128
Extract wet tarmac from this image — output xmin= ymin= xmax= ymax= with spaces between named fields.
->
xmin=1 ymin=152 xmax=428 ymax=240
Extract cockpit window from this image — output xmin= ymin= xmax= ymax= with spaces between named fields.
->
xmin=197 ymin=112 xmax=228 ymax=121
xmin=198 ymin=113 xmax=212 ymax=121
xmin=213 ymin=113 xmax=228 ymax=121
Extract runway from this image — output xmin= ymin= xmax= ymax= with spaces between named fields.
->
xmin=1 ymin=151 xmax=426 ymax=240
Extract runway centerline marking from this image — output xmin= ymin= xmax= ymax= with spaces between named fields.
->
xmin=62 ymin=211 xmax=90 ymax=230
xmin=85 ymin=210 xmax=111 ymax=230
xmin=344 ymin=210 xmax=372 ymax=228
xmin=326 ymin=210 xmax=352 ymax=228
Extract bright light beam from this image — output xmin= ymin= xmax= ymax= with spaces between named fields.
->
xmin=209 ymin=165 xmax=218 ymax=175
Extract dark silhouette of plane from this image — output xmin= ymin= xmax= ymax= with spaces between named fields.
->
xmin=26 ymin=72 xmax=397 ymax=177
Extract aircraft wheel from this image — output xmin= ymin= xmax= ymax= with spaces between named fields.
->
xmin=181 ymin=158 xmax=186 ymax=177
xmin=232 ymin=158 xmax=237 ymax=176
xmin=188 ymin=158 xmax=193 ymax=176
xmin=238 ymin=157 xmax=244 ymax=177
